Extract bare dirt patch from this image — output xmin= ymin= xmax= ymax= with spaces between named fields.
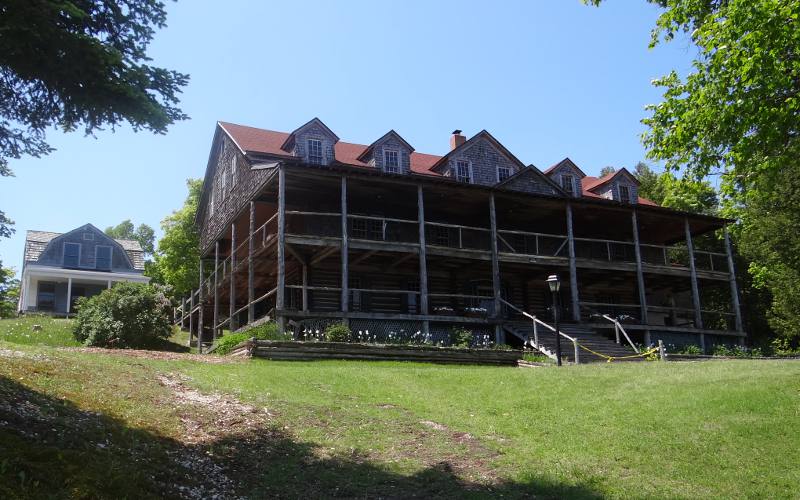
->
xmin=62 ymin=347 xmax=240 ymax=363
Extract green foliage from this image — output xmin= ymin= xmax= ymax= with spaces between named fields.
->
xmin=323 ymin=323 xmax=352 ymax=342
xmin=682 ymin=345 xmax=702 ymax=355
xmin=214 ymin=332 xmax=250 ymax=355
xmin=521 ymin=352 xmax=551 ymax=363
xmin=0 ymin=209 xmax=13 ymax=239
xmin=246 ymin=321 xmax=292 ymax=341
xmin=599 ymin=165 xmax=616 ymax=177
xmin=0 ymin=261 xmax=19 ymax=318
xmin=149 ymin=179 xmax=202 ymax=298
xmin=105 ymin=220 xmax=156 ymax=256
xmin=633 ymin=162 xmax=718 ymax=214
xmin=72 ymin=282 xmax=172 ymax=348
xmin=449 ymin=327 xmax=472 ymax=348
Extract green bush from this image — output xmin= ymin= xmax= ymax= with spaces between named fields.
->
xmin=247 ymin=321 xmax=292 ymax=341
xmin=449 ymin=327 xmax=472 ymax=348
xmin=215 ymin=332 xmax=250 ymax=355
xmin=324 ymin=323 xmax=351 ymax=342
xmin=72 ymin=282 xmax=172 ymax=348
xmin=682 ymin=345 xmax=702 ymax=355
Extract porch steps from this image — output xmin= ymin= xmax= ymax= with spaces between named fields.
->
xmin=504 ymin=321 xmax=641 ymax=363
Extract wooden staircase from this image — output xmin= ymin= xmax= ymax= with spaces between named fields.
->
xmin=503 ymin=321 xmax=642 ymax=363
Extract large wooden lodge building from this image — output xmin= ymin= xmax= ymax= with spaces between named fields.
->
xmin=180 ymin=118 xmax=744 ymax=356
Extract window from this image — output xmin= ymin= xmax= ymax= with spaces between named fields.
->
xmin=308 ymin=139 xmax=323 ymax=164
xmin=384 ymin=150 xmax=400 ymax=173
xmin=209 ymin=190 xmax=215 ymax=216
xmin=497 ymin=165 xmax=511 ymax=182
xmin=562 ymin=174 xmax=574 ymax=195
xmin=230 ymin=156 xmax=237 ymax=187
xmin=619 ymin=184 xmax=631 ymax=203
xmin=221 ymin=168 xmax=228 ymax=195
xmin=63 ymin=242 xmax=80 ymax=268
xmin=95 ymin=246 xmax=112 ymax=271
xmin=83 ymin=232 xmax=94 ymax=241
xmin=456 ymin=160 xmax=472 ymax=183
xmin=37 ymin=283 xmax=55 ymax=311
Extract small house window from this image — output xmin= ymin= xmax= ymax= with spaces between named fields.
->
xmin=230 ymin=156 xmax=237 ymax=187
xmin=562 ymin=174 xmax=574 ymax=194
xmin=63 ymin=242 xmax=80 ymax=268
xmin=95 ymin=246 xmax=112 ymax=271
xmin=456 ymin=160 xmax=472 ymax=183
xmin=619 ymin=185 xmax=631 ymax=203
xmin=221 ymin=168 xmax=228 ymax=195
xmin=497 ymin=166 xmax=511 ymax=182
xmin=384 ymin=150 xmax=400 ymax=173
xmin=83 ymin=233 xmax=94 ymax=241
xmin=37 ymin=283 xmax=56 ymax=311
xmin=308 ymin=139 xmax=323 ymax=165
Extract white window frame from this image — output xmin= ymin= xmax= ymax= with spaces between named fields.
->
xmin=497 ymin=165 xmax=511 ymax=183
xmin=221 ymin=168 xmax=228 ymax=195
xmin=95 ymin=245 xmax=113 ymax=271
xmin=455 ymin=160 xmax=473 ymax=183
xmin=63 ymin=242 xmax=81 ymax=268
xmin=383 ymin=149 xmax=400 ymax=173
xmin=562 ymin=174 xmax=575 ymax=195
xmin=209 ymin=189 xmax=215 ymax=216
xmin=230 ymin=155 xmax=237 ymax=187
xmin=83 ymin=232 xmax=94 ymax=241
xmin=308 ymin=138 xmax=323 ymax=165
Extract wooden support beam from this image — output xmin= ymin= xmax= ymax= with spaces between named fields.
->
xmin=724 ymin=227 xmax=744 ymax=333
xmin=229 ymin=222 xmax=237 ymax=332
xmin=489 ymin=193 xmax=502 ymax=343
xmin=417 ymin=184 xmax=429 ymax=316
xmin=248 ymin=200 xmax=255 ymax=325
xmin=631 ymin=209 xmax=650 ymax=345
xmin=197 ymin=261 xmax=204 ymax=352
xmin=302 ymin=264 xmax=308 ymax=313
xmin=684 ymin=217 xmax=703 ymax=332
xmin=277 ymin=166 xmax=286 ymax=331
xmin=350 ymin=250 xmax=378 ymax=266
xmin=213 ymin=241 xmax=220 ymax=343
xmin=309 ymin=246 xmax=338 ymax=266
xmin=180 ymin=295 xmax=186 ymax=330
xmin=387 ymin=253 xmax=416 ymax=269
xmin=566 ymin=202 xmax=581 ymax=322
xmin=189 ymin=291 xmax=195 ymax=346
xmin=340 ymin=176 xmax=349 ymax=315
xmin=285 ymin=243 xmax=306 ymax=265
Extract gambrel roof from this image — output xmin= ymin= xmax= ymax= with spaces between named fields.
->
xmin=24 ymin=226 xmax=145 ymax=270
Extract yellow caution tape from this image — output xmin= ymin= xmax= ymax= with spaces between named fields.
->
xmin=577 ymin=343 xmax=660 ymax=363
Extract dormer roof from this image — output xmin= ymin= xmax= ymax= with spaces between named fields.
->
xmin=543 ymin=157 xmax=587 ymax=178
xmin=356 ymin=130 xmax=414 ymax=162
xmin=279 ymin=117 xmax=339 ymax=152
xmin=583 ymin=167 xmax=640 ymax=192
xmin=430 ymin=130 xmax=527 ymax=173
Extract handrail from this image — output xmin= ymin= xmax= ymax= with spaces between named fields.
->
xmin=601 ymin=314 xmax=639 ymax=353
xmin=499 ymin=298 xmax=579 ymax=363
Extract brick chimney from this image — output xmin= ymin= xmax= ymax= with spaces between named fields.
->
xmin=450 ymin=129 xmax=466 ymax=150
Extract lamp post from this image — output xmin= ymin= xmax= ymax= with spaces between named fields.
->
xmin=547 ymin=274 xmax=562 ymax=366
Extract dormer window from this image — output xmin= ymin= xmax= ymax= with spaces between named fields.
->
xmin=456 ymin=160 xmax=472 ymax=183
xmin=562 ymin=174 xmax=574 ymax=195
xmin=83 ymin=233 xmax=94 ymax=241
xmin=95 ymin=246 xmax=112 ymax=271
xmin=63 ymin=242 xmax=80 ymax=268
xmin=384 ymin=150 xmax=400 ymax=173
xmin=308 ymin=139 xmax=323 ymax=165
xmin=619 ymin=185 xmax=631 ymax=204
xmin=497 ymin=165 xmax=511 ymax=182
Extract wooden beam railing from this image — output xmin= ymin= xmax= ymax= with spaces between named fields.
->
xmin=425 ymin=221 xmax=491 ymax=251
xmin=497 ymin=229 xmax=568 ymax=257
xmin=499 ymin=298 xmax=579 ymax=364
xmin=347 ymin=214 xmax=419 ymax=244
xmin=601 ymin=314 xmax=639 ymax=352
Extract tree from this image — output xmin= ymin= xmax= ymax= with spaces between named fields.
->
xmin=105 ymin=220 xmax=156 ymax=256
xmin=0 ymin=261 xmax=19 ymax=318
xmin=633 ymin=161 xmax=717 ymax=214
xmin=150 ymin=179 xmax=202 ymax=298
xmin=588 ymin=0 xmax=799 ymax=339
xmin=599 ymin=166 xmax=616 ymax=177
xmin=0 ymin=0 xmax=189 ymax=247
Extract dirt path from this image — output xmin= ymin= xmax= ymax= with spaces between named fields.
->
xmin=61 ymin=346 xmax=240 ymax=363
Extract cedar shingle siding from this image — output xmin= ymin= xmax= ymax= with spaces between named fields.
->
xmin=24 ymin=225 xmax=144 ymax=271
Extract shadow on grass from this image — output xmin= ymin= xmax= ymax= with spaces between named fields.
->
xmin=0 ymin=376 xmax=602 ymax=499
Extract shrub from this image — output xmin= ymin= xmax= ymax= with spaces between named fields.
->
xmin=247 ymin=321 xmax=292 ymax=341
xmin=324 ymin=323 xmax=351 ymax=342
xmin=72 ymin=282 xmax=172 ymax=348
xmin=683 ymin=345 xmax=702 ymax=355
xmin=449 ymin=327 xmax=472 ymax=348
xmin=215 ymin=332 xmax=250 ymax=355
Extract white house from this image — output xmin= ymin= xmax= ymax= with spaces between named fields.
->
xmin=18 ymin=224 xmax=150 ymax=314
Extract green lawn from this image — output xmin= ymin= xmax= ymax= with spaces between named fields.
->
xmin=0 ymin=341 xmax=797 ymax=498
xmin=0 ymin=315 xmax=79 ymax=347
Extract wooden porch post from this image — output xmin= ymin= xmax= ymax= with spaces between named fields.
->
xmin=301 ymin=264 xmax=308 ymax=312
xmin=229 ymin=223 xmax=237 ymax=332
xmin=631 ymin=209 xmax=651 ymax=345
xmin=180 ymin=295 xmax=186 ymax=330
xmin=189 ymin=291 xmax=195 ymax=346
xmin=66 ymin=277 xmax=72 ymax=315
xmin=277 ymin=166 xmax=287 ymax=332
xmin=213 ymin=241 xmax=220 ymax=342
xmin=566 ymin=202 xmax=580 ymax=322
xmin=417 ymin=185 xmax=429 ymax=318
xmin=489 ymin=193 xmax=504 ymax=344
xmin=197 ymin=260 xmax=204 ymax=352
xmin=340 ymin=176 xmax=349 ymax=322
xmin=248 ymin=200 xmax=255 ymax=324
xmin=684 ymin=217 xmax=704 ymax=349
xmin=724 ymin=227 xmax=744 ymax=334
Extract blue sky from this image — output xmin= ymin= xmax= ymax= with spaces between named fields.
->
xmin=0 ymin=0 xmax=695 ymax=273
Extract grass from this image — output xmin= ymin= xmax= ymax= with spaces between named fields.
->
xmin=0 ymin=340 xmax=797 ymax=498
xmin=0 ymin=315 xmax=79 ymax=347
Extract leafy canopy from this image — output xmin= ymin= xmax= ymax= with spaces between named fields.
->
xmin=0 ymin=260 xmax=19 ymax=318
xmin=149 ymin=179 xmax=202 ymax=297
xmin=105 ymin=220 xmax=156 ymax=256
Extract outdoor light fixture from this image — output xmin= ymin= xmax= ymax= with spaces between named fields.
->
xmin=546 ymin=274 xmax=562 ymax=366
